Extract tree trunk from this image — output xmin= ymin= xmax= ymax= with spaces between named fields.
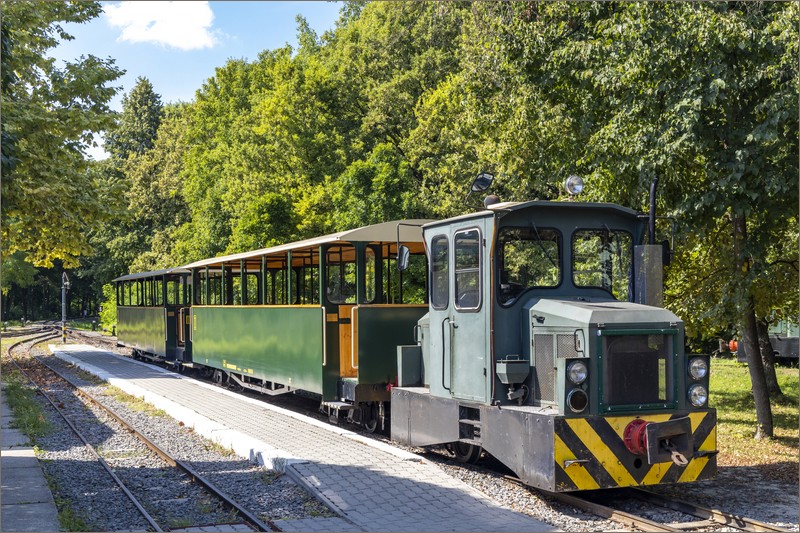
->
xmin=756 ymin=317 xmax=783 ymax=398
xmin=733 ymin=215 xmax=774 ymax=439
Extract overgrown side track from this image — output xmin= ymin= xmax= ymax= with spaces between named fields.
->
xmin=7 ymin=333 xmax=276 ymax=532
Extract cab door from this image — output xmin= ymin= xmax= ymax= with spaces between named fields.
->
xmin=425 ymin=216 xmax=492 ymax=404
xmin=448 ymin=220 xmax=491 ymax=403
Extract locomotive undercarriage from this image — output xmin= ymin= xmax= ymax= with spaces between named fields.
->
xmin=391 ymin=386 xmax=717 ymax=492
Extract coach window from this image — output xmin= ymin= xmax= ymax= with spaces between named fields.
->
xmin=454 ymin=229 xmax=481 ymax=311
xmin=365 ymin=247 xmax=376 ymax=303
xmin=430 ymin=235 xmax=449 ymax=310
xmin=326 ymin=245 xmax=357 ymax=304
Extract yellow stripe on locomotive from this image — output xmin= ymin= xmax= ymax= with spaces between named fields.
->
xmin=554 ymin=412 xmax=717 ymax=491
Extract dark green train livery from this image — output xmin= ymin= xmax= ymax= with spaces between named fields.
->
xmin=115 ymin=178 xmax=717 ymax=491
xmin=116 ymin=221 xmax=431 ymax=431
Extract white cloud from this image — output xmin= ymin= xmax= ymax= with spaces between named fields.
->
xmin=104 ymin=1 xmax=217 ymax=51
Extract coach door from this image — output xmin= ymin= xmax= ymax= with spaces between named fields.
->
xmin=326 ymin=245 xmax=358 ymax=377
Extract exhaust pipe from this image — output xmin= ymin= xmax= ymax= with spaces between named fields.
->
xmin=649 ymin=177 xmax=659 ymax=245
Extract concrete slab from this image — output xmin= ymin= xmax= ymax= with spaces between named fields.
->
xmin=0 ymin=502 xmax=61 ymax=532
xmin=0 ymin=468 xmax=55 ymax=505
xmin=51 ymin=344 xmax=555 ymax=532
xmin=1 ymin=428 xmax=29 ymax=448
xmin=0 ymin=384 xmax=61 ymax=533
xmin=1 ymin=449 xmax=41 ymax=469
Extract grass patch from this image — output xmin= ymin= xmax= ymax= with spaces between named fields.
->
xmin=204 ymin=439 xmax=236 ymax=457
xmin=711 ymin=356 xmax=798 ymax=468
xmin=104 ymin=385 xmax=167 ymax=417
xmin=3 ymin=371 xmax=51 ymax=438
xmin=55 ymin=500 xmax=91 ymax=531
xmin=42 ymin=471 xmax=92 ymax=532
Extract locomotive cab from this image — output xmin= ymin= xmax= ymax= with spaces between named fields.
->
xmin=392 ymin=199 xmax=717 ymax=492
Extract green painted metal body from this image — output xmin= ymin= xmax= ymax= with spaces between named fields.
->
xmin=356 ymin=305 xmax=428 ymax=385
xmin=192 ymin=306 xmax=325 ymax=395
xmin=118 ymin=306 xmax=167 ymax=357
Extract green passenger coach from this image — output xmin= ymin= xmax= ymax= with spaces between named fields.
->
xmin=114 ymin=268 xmax=192 ymax=363
xmin=180 ymin=220 xmax=432 ymax=431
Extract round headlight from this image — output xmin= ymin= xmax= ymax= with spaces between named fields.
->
xmin=567 ymin=388 xmax=588 ymax=413
xmin=688 ymin=357 xmax=708 ymax=380
xmin=567 ymin=361 xmax=588 ymax=385
xmin=564 ymin=175 xmax=584 ymax=195
xmin=688 ymin=384 xmax=708 ymax=407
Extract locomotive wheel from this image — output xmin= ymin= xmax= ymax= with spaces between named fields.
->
xmin=451 ymin=441 xmax=482 ymax=464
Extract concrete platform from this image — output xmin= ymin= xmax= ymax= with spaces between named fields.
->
xmin=1 ymin=387 xmax=61 ymax=532
xmin=51 ymin=344 xmax=554 ymax=532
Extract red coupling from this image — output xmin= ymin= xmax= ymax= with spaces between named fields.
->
xmin=623 ymin=418 xmax=650 ymax=456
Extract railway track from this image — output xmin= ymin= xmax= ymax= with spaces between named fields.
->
xmin=504 ymin=476 xmax=792 ymax=532
xmin=5 ymin=332 xmax=277 ymax=532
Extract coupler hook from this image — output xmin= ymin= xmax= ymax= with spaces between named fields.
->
xmin=662 ymin=438 xmax=689 ymax=466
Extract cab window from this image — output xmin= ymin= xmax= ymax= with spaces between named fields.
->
xmin=430 ymin=236 xmax=449 ymax=310
xmin=454 ymin=229 xmax=481 ymax=311
xmin=572 ymin=229 xmax=633 ymax=300
xmin=497 ymin=227 xmax=561 ymax=305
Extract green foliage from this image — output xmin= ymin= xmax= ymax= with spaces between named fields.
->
xmin=1 ymin=252 xmax=38 ymax=295
xmin=1 ymin=1 xmax=123 ymax=267
xmin=99 ymin=283 xmax=117 ymax=331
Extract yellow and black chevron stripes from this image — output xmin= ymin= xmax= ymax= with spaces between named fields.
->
xmin=553 ymin=411 xmax=717 ymax=491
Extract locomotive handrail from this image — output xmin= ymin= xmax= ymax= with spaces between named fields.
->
xmin=441 ymin=317 xmax=451 ymax=391
xmin=164 ymin=308 xmax=168 ymax=341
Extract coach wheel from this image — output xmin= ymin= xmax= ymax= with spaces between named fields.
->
xmin=452 ymin=441 xmax=482 ymax=464
xmin=362 ymin=404 xmax=378 ymax=433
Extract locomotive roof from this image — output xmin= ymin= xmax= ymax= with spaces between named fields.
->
xmin=422 ymin=200 xmax=641 ymax=229
xmin=113 ymin=268 xmax=190 ymax=282
xmin=181 ymin=219 xmax=434 ymax=270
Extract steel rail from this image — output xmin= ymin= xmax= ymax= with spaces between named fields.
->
xmin=48 ymin=331 xmax=278 ymax=532
xmin=546 ymin=490 xmax=681 ymax=532
xmin=631 ymin=489 xmax=792 ymax=533
xmin=502 ymin=475 xmax=680 ymax=532
xmin=6 ymin=332 xmax=164 ymax=532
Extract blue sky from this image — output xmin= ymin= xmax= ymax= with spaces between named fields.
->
xmin=51 ymin=1 xmax=343 ymax=157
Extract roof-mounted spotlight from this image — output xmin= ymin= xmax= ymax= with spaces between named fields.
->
xmin=564 ymin=175 xmax=584 ymax=198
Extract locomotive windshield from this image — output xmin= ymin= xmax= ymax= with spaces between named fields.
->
xmin=572 ymin=229 xmax=633 ymax=300
xmin=497 ymin=226 xmax=561 ymax=304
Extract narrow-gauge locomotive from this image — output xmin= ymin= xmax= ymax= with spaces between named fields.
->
xmin=114 ymin=177 xmax=716 ymax=492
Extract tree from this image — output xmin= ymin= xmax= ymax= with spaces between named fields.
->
xmin=522 ymin=2 xmax=798 ymax=438
xmin=105 ymin=76 xmax=164 ymax=160
xmin=1 ymin=1 xmax=123 ymax=267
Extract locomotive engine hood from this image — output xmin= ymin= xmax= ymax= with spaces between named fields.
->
xmin=524 ymin=298 xmax=681 ymax=330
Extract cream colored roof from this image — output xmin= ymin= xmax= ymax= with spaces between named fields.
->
xmin=181 ymin=219 xmax=433 ymax=269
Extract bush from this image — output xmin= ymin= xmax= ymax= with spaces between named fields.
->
xmin=99 ymin=283 xmax=117 ymax=331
